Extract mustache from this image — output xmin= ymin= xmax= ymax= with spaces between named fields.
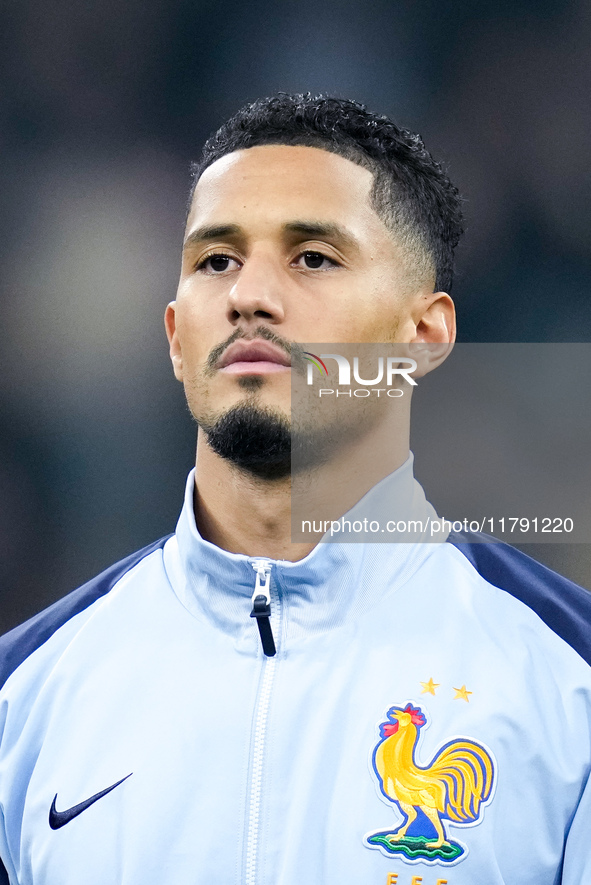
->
xmin=205 ymin=327 xmax=307 ymax=375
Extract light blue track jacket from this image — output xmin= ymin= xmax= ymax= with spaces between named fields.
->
xmin=1 ymin=462 xmax=591 ymax=885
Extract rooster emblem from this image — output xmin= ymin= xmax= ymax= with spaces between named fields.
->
xmin=365 ymin=703 xmax=495 ymax=864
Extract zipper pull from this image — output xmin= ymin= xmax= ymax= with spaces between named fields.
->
xmin=249 ymin=561 xmax=276 ymax=657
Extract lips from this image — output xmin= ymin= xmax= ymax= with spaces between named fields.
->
xmin=217 ymin=339 xmax=291 ymax=375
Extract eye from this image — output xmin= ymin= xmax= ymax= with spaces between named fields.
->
xmin=297 ymin=251 xmax=338 ymax=270
xmin=196 ymin=253 xmax=240 ymax=273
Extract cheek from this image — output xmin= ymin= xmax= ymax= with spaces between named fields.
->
xmin=350 ymin=294 xmax=404 ymax=343
xmin=175 ymin=308 xmax=211 ymax=368
xmin=369 ymin=314 xmax=402 ymax=342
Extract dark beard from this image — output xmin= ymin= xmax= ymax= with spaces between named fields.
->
xmin=199 ymin=404 xmax=291 ymax=480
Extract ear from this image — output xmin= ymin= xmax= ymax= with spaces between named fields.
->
xmin=409 ymin=291 xmax=456 ymax=378
xmin=164 ymin=301 xmax=184 ymax=382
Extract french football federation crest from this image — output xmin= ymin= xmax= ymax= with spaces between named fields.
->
xmin=364 ymin=703 xmax=495 ymax=865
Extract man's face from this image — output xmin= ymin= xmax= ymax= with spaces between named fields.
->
xmin=166 ymin=144 xmax=438 ymax=431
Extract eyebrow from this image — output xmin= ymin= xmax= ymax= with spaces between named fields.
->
xmin=282 ymin=221 xmax=359 ymax=251
xmin=183 ymin=224 xmax=241 ymax=251
xmin=183 ymin=220 xmax=360 ymax=253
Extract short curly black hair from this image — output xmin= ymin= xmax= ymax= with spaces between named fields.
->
xmin=190 ymin=94 xmax=464 ymax=293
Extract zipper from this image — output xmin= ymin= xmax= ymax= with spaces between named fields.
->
xmin=249 ymin=560 xmax=276 ymax=657
xmin=245 ymin=654 xmax=277 ymax=885
xmin=245 ymin=559 xmax=279 ymax=885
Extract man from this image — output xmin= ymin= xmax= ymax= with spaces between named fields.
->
xmin=1 ymin=94 xmax=590 ymax=885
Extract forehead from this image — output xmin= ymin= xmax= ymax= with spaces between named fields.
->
xmin=187 ymin=144 xmax=382 ymax=236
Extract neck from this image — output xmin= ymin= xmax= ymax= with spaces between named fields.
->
xmin=193 ymin=413 xmax=410 ymax=562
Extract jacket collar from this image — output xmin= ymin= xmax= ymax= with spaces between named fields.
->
xmin=166 ymin=455 xmax=444 ymax=646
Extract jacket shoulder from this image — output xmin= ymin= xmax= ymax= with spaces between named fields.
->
xmin=0 ymin=535 xmax=171 ymax=690
xmin=448 ymin=533 xmax=591 ymax=667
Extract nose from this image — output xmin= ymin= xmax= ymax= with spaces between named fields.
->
xmin=226 ymin=250 xmax=286 ymax=327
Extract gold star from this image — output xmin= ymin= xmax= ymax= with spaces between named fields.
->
xmin=420 ymin=677 xmax=440 ymax=695
xmin=453 ymin=685 xmax=472 ymax=702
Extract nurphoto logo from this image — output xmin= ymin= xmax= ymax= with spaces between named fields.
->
xmin=303 ymin=351 xmax=417 ymax=398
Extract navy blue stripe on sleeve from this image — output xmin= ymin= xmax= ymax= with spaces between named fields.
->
xmin=0 ymin=536 xmax=171 ymax=690
xmin=449 ymin=533 xmax=591 ymax=668
xmin=0 ymin=858 xmax=8 ymax=885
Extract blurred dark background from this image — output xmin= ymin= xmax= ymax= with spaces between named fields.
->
xmin=2 ymin=0 xmax=591 ymax=632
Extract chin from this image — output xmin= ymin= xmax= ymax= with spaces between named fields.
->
xmin=197 ymin=401 xmax=292 ymax=481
